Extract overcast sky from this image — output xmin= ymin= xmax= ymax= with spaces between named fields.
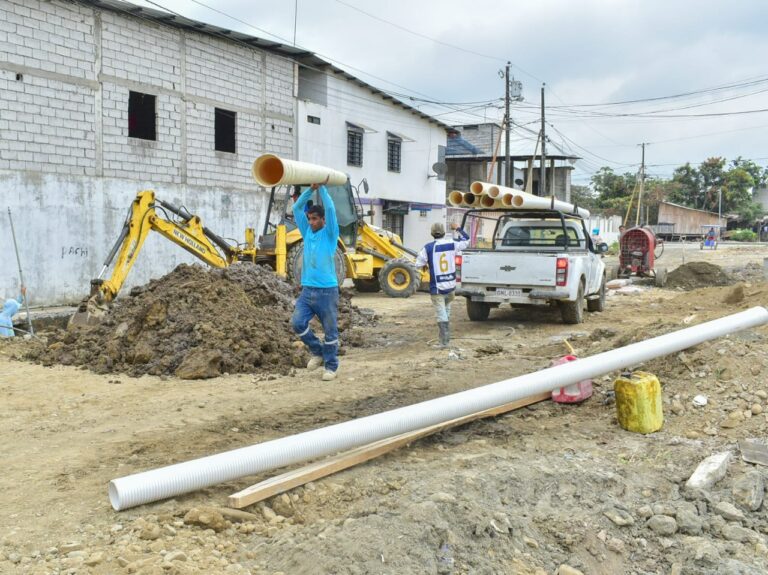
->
xmin=133 ymin=0 xmax=768 ymax=186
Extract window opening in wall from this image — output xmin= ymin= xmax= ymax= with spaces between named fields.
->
xmin=387 ymin=134 xmax=402 ymax=173
xmin=128 ymin=91 xmax=157 ymax=141
xmin=383 ymin=212 xmax=405 ymax=242
xmin=307 ymin=115 xmax=321 ymax=125
xmin=215 ymin=108 xmax=237 ymax=153
xmin=347 ymin=125 xmax=363 ymax=167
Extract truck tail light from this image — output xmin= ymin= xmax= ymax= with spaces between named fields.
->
xmin=556 ymin=257 xmax=568 ymax=286
xmin=455 ymin=255 xmax=462 ymax=281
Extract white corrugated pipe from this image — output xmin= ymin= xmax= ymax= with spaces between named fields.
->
xmin=512 ymin=190 xmax=591 ymax=218
xmin=109 ymin=307 xmax=768 ymax=511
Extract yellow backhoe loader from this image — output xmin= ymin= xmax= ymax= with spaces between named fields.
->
xmin=70 ymin=179 xmax=426 ymax=326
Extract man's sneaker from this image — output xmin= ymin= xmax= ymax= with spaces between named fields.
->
xmin=307 ymin=356 xmax=324 ymax=371
xmin=321 ymin=370 xmax=337 ymax=381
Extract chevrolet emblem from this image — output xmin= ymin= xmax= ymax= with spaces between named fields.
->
xmin=499 ymin=265 xmax=516 ymax=271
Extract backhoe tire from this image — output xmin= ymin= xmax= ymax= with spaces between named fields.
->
xmin=379 ymin=258 xmax=419 ymax=298
xmin=587 ymin=275 xmax=606 ymax=312
xmin=353 ymin=278 xmax=381 ymax=293
xmin=466 ymin=299 xmax=491 ymax=321
xmin=559 ymin=279 xmax=585 ymax=324
xmin=286 ymin=242 xmax=346 ymax=288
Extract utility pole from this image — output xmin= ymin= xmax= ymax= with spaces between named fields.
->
xmin=504 ymin=61 xmax=511 ymax=187
xmin=636 ymin=143 xmax=647 ymax=226
xmin=539 ymin=84 xmax=546 ymax=197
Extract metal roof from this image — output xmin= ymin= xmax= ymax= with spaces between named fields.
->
xmin=77 ymin=0 xmax=452 ymax=130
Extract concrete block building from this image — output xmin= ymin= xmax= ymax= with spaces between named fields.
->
xmin=0 ymin=0 xmax=447 ymax=305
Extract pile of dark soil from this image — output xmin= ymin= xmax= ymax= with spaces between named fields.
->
xmin=666 ymin=261 xmax=731 ymax=290
xmin=28 ymin=264 xmax=374 ymax=379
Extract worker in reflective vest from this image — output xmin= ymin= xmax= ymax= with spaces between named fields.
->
xmin=415 ymin=222 xmax=470 ymax=348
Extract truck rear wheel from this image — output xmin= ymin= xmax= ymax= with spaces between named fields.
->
xmin=286 ymin=242 xmax=346 ymax=287
xmin=379 ymin=258 xmax=419 ymax=298
xmin=353 ymin=278 xmax=381 ymax=293
xmin=559 ymin=279 xmax=585 ymax=324
xmin=466 ymin=299 xmax=491 ymax=321
xmin=587 ymin=275 xmax=606 ymax=312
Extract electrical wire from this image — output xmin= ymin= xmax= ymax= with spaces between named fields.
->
xmin=333 ymin=0 xmax=508 ymax=62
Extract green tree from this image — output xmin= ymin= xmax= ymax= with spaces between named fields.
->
xmin=731 ymin=157 xmax=767 ymax=188
xmin=590 ymin=167 xmax=638 ymax=216
xmin=570 ymin=184 xmax=599 ymax=211
xmin=669 ymin=163 xmax=701 ymax=207
xmin=699 ymin=157 xmax=726 ymax=212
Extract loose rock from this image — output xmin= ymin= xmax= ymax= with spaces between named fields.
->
xmin=732 ymin=470 xmax=764 ymax=511
xmin=685 ymin=452 xmax=731 ymax=490
xmin=604 ymin=507 xmax=635 ymax=526
xmin=183 ymin=507 xmax=228 ymax=532
xmin=647 ymin=515 xmax=677 ymax=536
xmin=721 ymin=524 xmax=756 ymax=543
xmin=714 ymin=501 xmax=746 ymax=522
xmin=676 ymin=506 xmax=703 ymax=535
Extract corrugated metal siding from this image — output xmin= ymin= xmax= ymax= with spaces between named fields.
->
xmin=657 ymin=203 xmax=724 ymax=235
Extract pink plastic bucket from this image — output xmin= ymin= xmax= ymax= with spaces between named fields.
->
xmin=550 ymin=355 xmax=593 ymax=403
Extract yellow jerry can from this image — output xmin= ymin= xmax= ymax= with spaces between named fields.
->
xmin=614 ymin=371 xmax=663 ymax=434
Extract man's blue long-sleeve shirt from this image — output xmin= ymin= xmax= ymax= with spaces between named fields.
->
xmin=292 ymin=186 xmax=340 ymax=288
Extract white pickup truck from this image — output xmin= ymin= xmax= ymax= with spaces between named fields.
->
xmin=455 ymin=209 xmax=608 ymax=324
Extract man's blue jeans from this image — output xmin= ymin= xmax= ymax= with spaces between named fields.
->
xmin=291 ymin=287 xmax=339 ymax=372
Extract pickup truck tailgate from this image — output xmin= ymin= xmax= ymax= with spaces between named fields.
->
xmin=461 ymin=251 xmax=557 ymax=286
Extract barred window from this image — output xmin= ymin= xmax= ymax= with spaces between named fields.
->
xmin=387 ymin=136 xmax=402 ymax=173
xmin=347 ymin=126 xmax=363 ymax=167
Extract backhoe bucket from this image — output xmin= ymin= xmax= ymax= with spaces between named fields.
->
xmin=68 ymin=282 xmax=109 ymax=328
xmin=68 ymin=295 xmax=109 ymax=328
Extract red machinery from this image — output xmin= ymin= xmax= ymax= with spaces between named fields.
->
xmin=612 ymin=227 xmax=667 ymax=286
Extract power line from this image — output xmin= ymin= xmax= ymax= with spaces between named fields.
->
xmin=333 ymin=0 xmax=507 ymax=62
xmin=547 ymin=75 xmax=768 ymax=109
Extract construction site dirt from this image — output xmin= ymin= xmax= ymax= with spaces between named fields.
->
xmin=1 ymin=244 xmax=767 ymax=575
xmin=23 ymin=263 xmax=376 ymax=379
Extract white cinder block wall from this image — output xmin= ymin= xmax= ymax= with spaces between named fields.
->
xmin=0 ymin=0 xmax=295 ymax=305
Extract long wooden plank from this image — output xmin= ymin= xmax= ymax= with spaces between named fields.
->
xmin=228 ymin=391 xmax=550 ymax=509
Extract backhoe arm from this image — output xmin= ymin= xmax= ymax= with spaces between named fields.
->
xmin=98 ymin=190 xmax=233 ymax=304
xmin=70 ymin=190 xmax=235 ymax=326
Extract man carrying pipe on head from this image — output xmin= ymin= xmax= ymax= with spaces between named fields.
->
xmin=291 ymin=176 xmax=341 ymax=381
xmin=0 ymin=286 xmax=27 ymax=337
xmin=415 ymin=222 xmax=470 ymax=348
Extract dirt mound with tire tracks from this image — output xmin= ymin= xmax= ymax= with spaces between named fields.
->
xmin=27 ymin=263 xmax=374 ymax=379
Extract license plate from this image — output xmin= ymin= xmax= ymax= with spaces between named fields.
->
xmin=495 ymin=288 xmax=522 ymax=297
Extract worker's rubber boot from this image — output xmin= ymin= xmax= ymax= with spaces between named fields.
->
xmin=436 ymin=322 xmax=448 ymax=348
xmin=443 ymin=322 xmax=451 ymax=347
